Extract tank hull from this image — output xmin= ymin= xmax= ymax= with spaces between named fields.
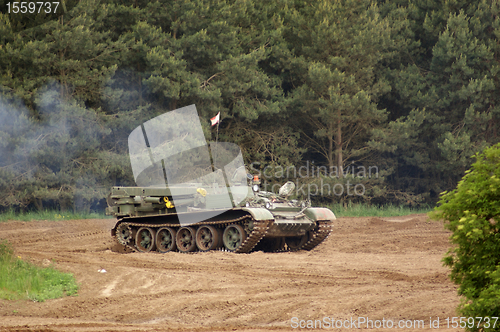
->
xmin=110 ymin=207 xmax=334 ymax=253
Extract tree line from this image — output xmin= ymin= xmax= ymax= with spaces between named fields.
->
xmin=0 ymin=0 xmax=499 ymax=212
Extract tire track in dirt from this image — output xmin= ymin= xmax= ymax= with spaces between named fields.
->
xmin=0 ymin=215 xmax=461 ymax=332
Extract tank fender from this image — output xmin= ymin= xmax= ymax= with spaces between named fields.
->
xmin=304 ymin=207 xmax=336 ymax=221
xmin=241 ymin=207 xmax=275 ymax=221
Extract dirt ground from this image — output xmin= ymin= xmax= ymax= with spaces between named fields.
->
xmin=0 ymin=214 xmax=462 ymax=332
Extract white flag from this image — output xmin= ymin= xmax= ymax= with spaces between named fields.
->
xmin=210 ymin=112 xmax=220 ymax=126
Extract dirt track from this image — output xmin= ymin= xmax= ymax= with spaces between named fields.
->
xmin=0 ymin=214 xmax=461 ymax=331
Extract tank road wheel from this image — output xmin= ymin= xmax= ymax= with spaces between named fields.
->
xmin=136 ymin=227 xmax=156 ymax=252
xmin=116 ymin=223 xmax=133 ymax=246
xmin=156 ymin=227 xmax=177 ymax=253
xmin=176 ymin=227 xmax=197 ymax=253
xmin=196 ymin=226 xmax=219 ymax=252
xmin=223 ymin=224 xmax=247 ymax=252
xmin=285 ymin=235 xmax=309 ymax=251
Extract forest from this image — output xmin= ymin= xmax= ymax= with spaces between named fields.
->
xmin=0 ymin=0 xmax=499 ymax=212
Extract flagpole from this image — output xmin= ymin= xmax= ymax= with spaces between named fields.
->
xmin=213 ymin=113 xmax=220 ymax=170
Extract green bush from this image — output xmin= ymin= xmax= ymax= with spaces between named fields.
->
xmin=0 ymin=240 xmax=78 ymax=302
xmin=430 ymin=143 xmax=500 ymax=331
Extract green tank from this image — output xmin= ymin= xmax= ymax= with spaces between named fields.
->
xmin=106 ymin=104 xmax=335 ymax=253
xmin=106 ymin=177 xmax=335 ymax=253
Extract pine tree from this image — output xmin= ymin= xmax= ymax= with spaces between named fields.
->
xmin=371 ymin=1 xmax=500 ymax=200
xmin=0 ymin=0 xmax=131 ymax=210
xmin=286 ymin=0 xmax=393 ymax=175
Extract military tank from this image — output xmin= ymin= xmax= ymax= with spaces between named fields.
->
xmin=106 ymin=104 xmax=335 ymax=253
xmin=106 ymin=177 xmax=335 ymax=253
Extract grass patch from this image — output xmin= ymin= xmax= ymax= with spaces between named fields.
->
xmin=0 ymin=209 xmax=109 ymax=222
xmin=0 ymin=240 xmax=78 ymax=302
xmin=327 ymin=202 xmax=433 ymax=217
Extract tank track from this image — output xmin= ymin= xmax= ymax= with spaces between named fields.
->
xmin=254 ymin=220 xmax=333 ymax=252
xmin=258 ymin=220 xmax=333 ymax=253
xmin=299 ymin=220 xmax=333 ymax=250
xmin=235 ymin=220 xmax=271 ymax=253
xmin=113 ymin=217 xmax=332 ymax=253
xmin=114 ymin=216 xmax=271 ymax=253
